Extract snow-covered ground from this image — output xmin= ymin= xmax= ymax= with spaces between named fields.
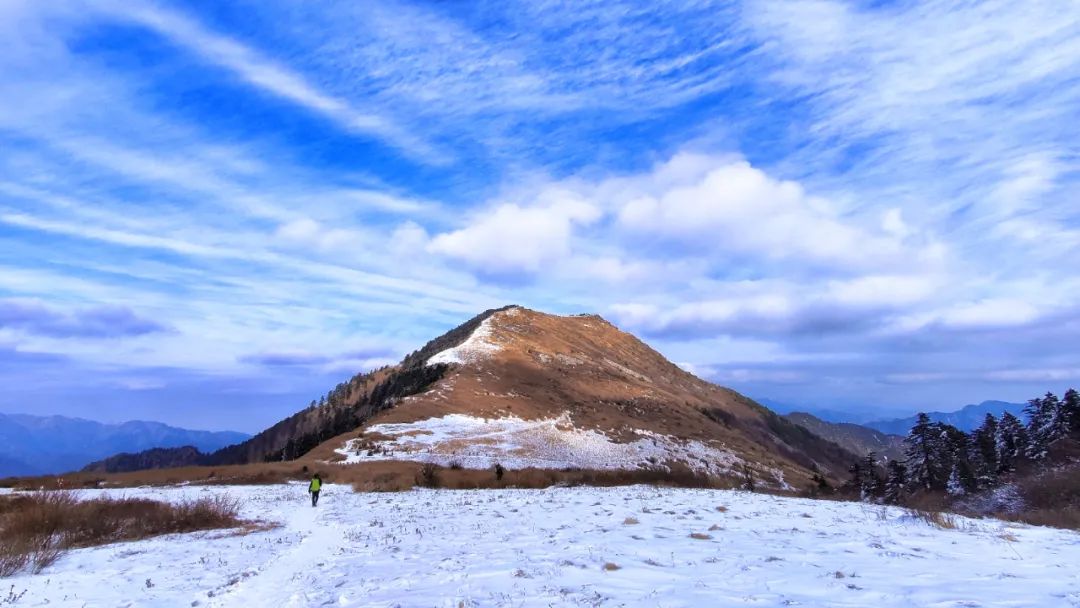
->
xmin=336 ymin=413 xmax=745 ymax=477
xmin=7 ymin=484 xmax=1080 ymax=607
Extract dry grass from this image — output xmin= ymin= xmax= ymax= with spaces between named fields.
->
xmin=0 ymin=462 xmax=321 ymax=491
xmin=0 ymin=491 xmax=243 ymax=577
xmin=602 ymin=562 xmax=621 ymax=571
xmin=907 ymin=508 xmax=959 ymax=530
xmin=3 ymin=459 xmax=739 ymax=495
xmin=689 ymin=532 xmax=713 ymax=540
xmin=622 ymin=517 xmax=639 ymax=525
xmin=1006 ymin=466 xmax=1080 ymax=530
xmin=343 ymin=462 xmax=739 ymax=493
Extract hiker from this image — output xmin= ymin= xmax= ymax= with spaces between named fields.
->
xmin=309 ymin=473 xmax=322 ymax=507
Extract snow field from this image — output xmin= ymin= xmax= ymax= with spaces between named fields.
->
xmin=336 ymin=414 xmax=744 ymax=477
xmin=6 ymin=484 xmax=1080 ymax=607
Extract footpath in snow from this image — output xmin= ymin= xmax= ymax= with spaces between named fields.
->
xmin=6 ymin=483 xmax=1080 ymax=607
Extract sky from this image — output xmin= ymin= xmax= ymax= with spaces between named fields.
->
xmin=0 ymin=0 xmax=1077 ymax=432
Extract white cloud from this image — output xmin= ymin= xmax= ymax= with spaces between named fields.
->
xmin=615 ymin=158 xmax=937 ymax=271
xmin=429 ymin=196 xmax=600 ymax=275
xmin=274 ymin=218 xmax=364 ymax=252
xmin=937 ymin=299 xmax=1043 ymax=330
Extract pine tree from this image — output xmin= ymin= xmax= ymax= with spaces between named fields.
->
xmin=1041 ymin=392 xmax=1069 ymax=445
xmin=904 ymin=413 xmax=940 ymax=490
xmin=971 ymin=414 xmax=999 ymax=488
xmin=996 ymin=412 xmax=1027 ymax=473
xmin=845 ymin=459 xmax=865 ymax=495
xmin=946 ymin=461 xmax=966 ymax=496
xmin=1063 ymin=388 xmax=1080 ymax=434
xmin=884 ymin=460 xmax=907 ymax=504
xmin=859 ymin=452 xmax=882 ymax=501
xmin=1026 ymin=392 xmax=1066 ymax=460
xmin=941 ymin=424 xmax=977 ymax=493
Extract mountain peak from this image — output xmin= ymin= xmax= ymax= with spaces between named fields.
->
xmin=318 ymin=306 xmax=856 ymax=487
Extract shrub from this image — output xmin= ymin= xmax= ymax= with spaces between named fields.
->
xmin=0 ymin=491 xmax=243 ymax=577
xmin=417 ymin=463 xmax=439 ymax=488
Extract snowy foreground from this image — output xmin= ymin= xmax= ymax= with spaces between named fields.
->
xmin=7 ymin=484 xmax=1080 ymax=607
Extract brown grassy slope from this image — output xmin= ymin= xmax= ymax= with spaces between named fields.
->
xmin=311 ymin=307 xmax=856 ymax=484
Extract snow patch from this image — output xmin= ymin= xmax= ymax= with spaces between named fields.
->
xmin=426 ymin=315 xmax=501 ymax=366
xmin=336 ymin=414 xmax=743 ymax=476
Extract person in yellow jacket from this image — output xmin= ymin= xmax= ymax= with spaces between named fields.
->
xmin=309 ymin=473 xmax=322 ymax=507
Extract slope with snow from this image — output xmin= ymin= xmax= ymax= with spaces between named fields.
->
xmin=335 ymin=413 xmax=746 ymax=477
xmin=426 ymin=314 xmax=502 ymax=366
xmin=7 ymin=484 xmax=1080 ymax=607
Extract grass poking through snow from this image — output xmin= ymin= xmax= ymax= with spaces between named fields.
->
xmin=0 ymin=491 xmax=243 ymax=577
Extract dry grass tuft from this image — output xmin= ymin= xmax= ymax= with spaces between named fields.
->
xmin=908 ymin=508 xmax=959 ymax=530
xmin=602 ymin=562 xmax=621 ymax=571
xmin=622 ymin=517 xmax=639 ymax=525
xmin=689 ymin=532 xmax=713 ymax=540
xmin=0 ymin=491 xmax=243 ymax=577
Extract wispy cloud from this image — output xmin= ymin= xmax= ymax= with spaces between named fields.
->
xmin=0 ymin=299 xmax=168 ymax=338
xmin=85 ymin=1 xmax=441 ymax=162
xmin=0 ymin=0 xmax=1076 ymax=422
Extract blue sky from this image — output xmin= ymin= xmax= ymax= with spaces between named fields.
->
xmin=1 ymin=0 xmax=1077 ymax=432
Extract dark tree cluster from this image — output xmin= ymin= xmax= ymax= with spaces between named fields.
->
xmin=262 ymin=363 xmax=450 ymax=462
xmin=846 ymin=389 xmax=1080 ymax=503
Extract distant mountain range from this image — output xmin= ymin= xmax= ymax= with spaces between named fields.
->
xmin=0 ymin=413 xmax=250 ymax=477
xmin=784 ymin=412 xmax=905 ymax=462
xmin=754 ymin=398 xmax=887 ymax=424
xmin=863 ymin=401 xmax=1027 ymax=435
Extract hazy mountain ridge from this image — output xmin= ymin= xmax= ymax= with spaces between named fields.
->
xmin=865 ymin=400 xmax=1026 ymax=435
xmin=0 ymin=413 xmax=250 ymax=477
xmin=784 ymin=412 xmax=905 ymax=462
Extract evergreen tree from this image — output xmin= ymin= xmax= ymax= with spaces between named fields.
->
xmin=971 ymin=414 xmax=999 ymax=487
xmin=904 ymin=413 xmax=941 ymax=490
xmin=845 ymin=459 xmax=865 ymax=495
xmin=1041 ymin=392 xmax=1069 ymax=445
xmin=996 ymin=412 xmax=1027 ymax=472
xmin=1026 ymin=392 xmax=1066 ymax=459
xmin=941 ymin=424 xmax=977 ymax=493
xmin=946 ymin=461 xmax=966 ymax=496
xmin=1063 ymin=388 xmax=1080 ymax=434
xmin=859 ymin=452 xmax=882 ymax=501
xmin=884 ymin=460 xmax=907 ymax=505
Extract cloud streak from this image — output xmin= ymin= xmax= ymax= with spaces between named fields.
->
xmin=0 ymin=0 xmax=1076 ymax=422
xmin=0 ymin=299 xmax=169 ymax=339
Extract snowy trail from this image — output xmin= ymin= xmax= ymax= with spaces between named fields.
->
xmin=7 ymin=484 xmax=1080 ymax=607
xmin=206 ymin=496 xmax=346 ymax=607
